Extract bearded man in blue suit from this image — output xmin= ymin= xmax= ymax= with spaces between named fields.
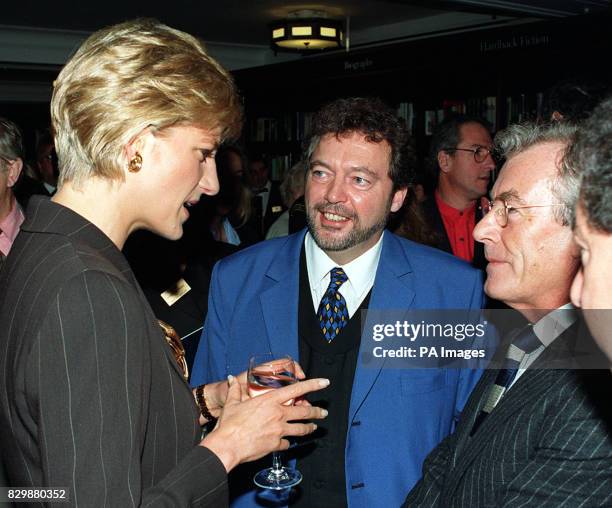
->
xmin=191 ymin=97 xmax=486 ymax=507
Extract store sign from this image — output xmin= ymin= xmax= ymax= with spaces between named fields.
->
xmin=343 ymin=58 xmax=374 ymax=72
xmin=480 ymin=34 xmax=550 ymax=53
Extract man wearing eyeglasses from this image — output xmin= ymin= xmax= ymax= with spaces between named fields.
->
xmin=404 ymin=121 xmax=612 ymax=507
xmin=0 ymin=118 xmax=25 ymax=271
xmin=423 ymin=115 xmax=495 ymax=269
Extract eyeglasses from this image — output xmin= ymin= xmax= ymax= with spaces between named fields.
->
xmin=480 ymin=197 xmax=565 ymax=227
xmin=443 ymin=146 xmax=494 ymax=163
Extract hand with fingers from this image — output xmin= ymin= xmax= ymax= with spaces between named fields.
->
xmin=200 ymin=375 xmax=329 ymax=473
xmin=201 ymin=361 xmax=310 ymax=409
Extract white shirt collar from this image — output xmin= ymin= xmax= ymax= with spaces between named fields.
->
xmin=511 ymin=303 xmax=578 ymax=388
xmin=305 ymin=231 xmax=384 ymax=317
xmin=257 ymin=180 xmax=272 ymax=215
xmin=532 ymin=303 xmax=577 ymax=347
xmin=43 ymin=182 xmax=56 ymax=195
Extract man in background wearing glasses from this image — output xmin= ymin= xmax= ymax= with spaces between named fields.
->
xmin=404 ymin=121 xmax=611 ymax=507
xmin=0 ymin=118 xmax=25 ymax=271
xmin=422 ymin=115 xmax=495 ymax=269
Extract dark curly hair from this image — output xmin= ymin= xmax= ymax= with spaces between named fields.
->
xmin=304 ymin=97 xmax=412 ymax=190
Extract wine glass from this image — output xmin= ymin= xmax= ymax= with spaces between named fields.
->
xmin=248 ymin=353 xmax=302 ymax=490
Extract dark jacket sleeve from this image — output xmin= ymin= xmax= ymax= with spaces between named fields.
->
xmin=25 ymin=271 xmax=227 ymax=507
xmin=497 ymin=370 xmax=612 ymax=506
xmin=402 ymin=432 xmax=456 ymax=507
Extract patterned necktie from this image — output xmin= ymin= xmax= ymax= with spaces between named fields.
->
xmin=317 ymin=267 xmax=349 ymax=342
xmin=470 ymin=324 xmax=542 ymax=436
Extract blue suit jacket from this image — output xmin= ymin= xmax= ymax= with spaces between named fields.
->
xmin=191 ymin=230 xmax=486 ymax=507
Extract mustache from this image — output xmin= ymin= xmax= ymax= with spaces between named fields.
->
xmin=313 ymin=203 xmax=356 ymax=220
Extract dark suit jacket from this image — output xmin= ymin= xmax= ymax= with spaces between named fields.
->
xmin=13 ymin=174 xmax=53 ymax=209
xmin=404 ymin=322 xmax=612 ymax=507
xmin=0 ymin=197 xmax=228 ymax=507
xmin=421 ymin=196 xmax=486 ymax=270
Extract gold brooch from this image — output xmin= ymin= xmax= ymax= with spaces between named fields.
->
xmin=158 ymin=319 xmax=189 ymax=381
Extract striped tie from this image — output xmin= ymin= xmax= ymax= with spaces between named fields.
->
xmin=317 ymin=267 xmax=349 ymax=343
xmin=470 ymin=324 xmax=542 ymax=436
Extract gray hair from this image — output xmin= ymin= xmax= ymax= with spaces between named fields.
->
xmin=0 ymin=117 xmax=24 ymax=171
xmin=495 ymin=121 xmax=579 ymax=226
xmin=566 ymin=96 xmax=612 ymax=232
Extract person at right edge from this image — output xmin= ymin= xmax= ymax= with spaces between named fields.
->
xmin=569 ymin=96 xmax=612 ymax=369
xmin=404 ymin=121 xmax=612 ymax=507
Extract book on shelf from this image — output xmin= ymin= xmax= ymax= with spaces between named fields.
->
xmin=295 ymin=111 xmax=314 ymax=141
xmin=505 ymin=92 xmax=543 ymax=125
xmin=424 ymin=110 xmax=437 ymax=136
xmin=252 ymin=117 xmax=277 ymax=142
xmin=397 ymin=102 xmax=415 ymax=135
xmin=484 ymin=96 xmax=497 ymax=131
xmin=423 ymin=96 xmax=497 ymax=134
xmin=269 ymin=154 xmax=293 ymax=181
xmin=442 ymin=99 xmax=466 ymax=115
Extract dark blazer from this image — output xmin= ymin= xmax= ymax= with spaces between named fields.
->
xmin=0 ymin=197 xmax=228 ymax=507
xmin=404 ymin=322 xmax=612 ymax=507
xmin=13 ymin=174 xmax=53 ymax=209
xmin=421 ymin=196 xmax=486 ymax=270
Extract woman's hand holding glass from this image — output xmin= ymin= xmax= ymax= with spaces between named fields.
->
xmin=202 ymin=361 xmax=309 ymax=412
xmin=199 ymin=368 xmax=328 ymax=474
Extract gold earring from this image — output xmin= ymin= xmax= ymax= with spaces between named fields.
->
xmin=128 ymin=152 xmax=142 ymax=173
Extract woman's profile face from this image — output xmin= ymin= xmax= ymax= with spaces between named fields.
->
xmin=135 ymin=123 xmax=221 ymax=240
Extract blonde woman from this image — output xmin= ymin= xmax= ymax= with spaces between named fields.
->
xmin=0 ymin=20 xmax=327 ymax=507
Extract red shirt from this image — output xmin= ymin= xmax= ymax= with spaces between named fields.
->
xmin=435 ymin=191 xmax=475 ymax=263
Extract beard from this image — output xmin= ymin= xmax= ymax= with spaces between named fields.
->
xmin=306 ymin=200 xmax=391 ymax=252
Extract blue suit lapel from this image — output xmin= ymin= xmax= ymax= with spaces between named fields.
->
xmin=349 ymin=233 xmax=416 ymax=421
xmin=259 ymin=231 xmax=305 ymax=361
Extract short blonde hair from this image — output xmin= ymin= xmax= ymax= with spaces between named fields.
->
xmin=51 ymin=19 xmax=242 ymax=187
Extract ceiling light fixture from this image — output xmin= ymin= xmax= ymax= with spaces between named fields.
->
xmin=270 ymin=10 xmax=345 ymax=51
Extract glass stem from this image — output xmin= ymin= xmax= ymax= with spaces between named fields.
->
xmin=271 ymin=451 xmax=283 ymax=473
